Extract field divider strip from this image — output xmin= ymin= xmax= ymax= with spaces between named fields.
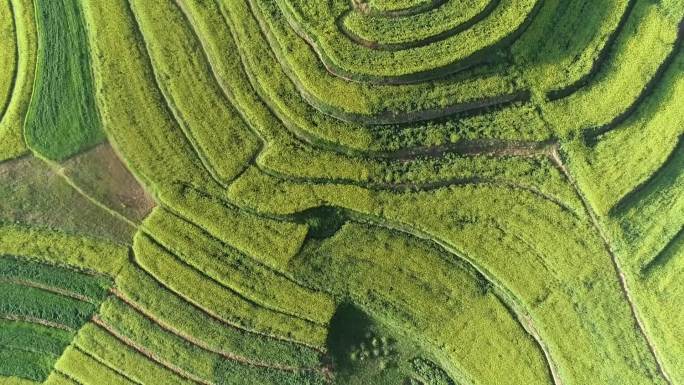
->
xmin=125 ymin=0 xmax=230 ymax=190
xmin=110 ymin=288 xmax=322 ymax=373
xmin=0 ymin=313 xmax=75 ymax=332
xmin=139 ymin=229 xmax=328 ymax=328
xmin=0 ymin=0 xmax=20 ymax=123
xmin=53 ymin=370 xmax=86 ymax=385
xmin=354 ymin=0 xmax=448 ymax=17
xmin=91 ymin=316 xmax=215 ymax=385
xmin=0 ymin=277 xmax=98 ymax=304
xmin=128 ymin=257 xmax=326 ymax=354
xmin=642 ymin=226 xmax=684 ymax=276
xmin=73 ymin=345 xmax=146 ymax=385
xmin=549 ymin=145 xmax=673 ymax=385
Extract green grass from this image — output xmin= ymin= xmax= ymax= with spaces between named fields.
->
xmin=0 ymin=0 xmax=36 ymax=162
xmin=0 ymin=256 xmax=112 ymax=301
xmin=0 ymin=0 xmax=17 ymax=122
xmin=24 ymin=0 xmax=104 ymax=161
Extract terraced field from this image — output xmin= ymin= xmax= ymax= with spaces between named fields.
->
xmin=0 ymin=0 xmax=682 ymax=384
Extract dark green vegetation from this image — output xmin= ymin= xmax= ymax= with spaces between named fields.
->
xmin=0 ymin=0 xmax=682 ymax=384
xmin=0 ymin=257 xmax=113 ymax=382
xmin=24 ymin=0 xmax=103 ymax=161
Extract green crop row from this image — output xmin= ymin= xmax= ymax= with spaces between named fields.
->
xmin=160 ymin=0 xmax=551 ymax=191
xmin=0 ymin=282 xmax=97 ymax=330
xmin=512 ymin=0 xmax=631 ymax=93
xmin=225 ymin=0 xmax=523 ymax=122
xmin=0 ymin=318 xmax=72 ymax=382
xmin=0 ymin=0 xmax=17 ymax=123
xmin=98 ymin=297 xmax=328 ymax=385
xmin=127 ymin=0 xmax=260 ymax=186
xmin=340 ymin=0 xmax=494 ymax=46
xmin=133 ymin=232 xmax=328 ymax=347
xmin=612 ymin=139 xmax=683 ymax=270
xmin=275 ymin=0 xmax=539 ymax=80
xmin=0 ymin=348 xmax=53 ymax=382
xmin=55 ymin=345 xmax=139 ymax=385
xmin=115 ymin=263 xmax=323 ymax=367
xmin=75 ymin=322 xmax=195 ymax=385
xmin=0 ymin=223 xmax=128 ymax=276
xmin=143 ymin=207 xmax=335 ymax=324
xmin=364 ymin=0 xmax=440 ymax=13
xmin=79 ymin=0 xmax=221 ymax=198
xmin=0 ymin=318 xmax=73 ymax=356
xmin=164 ymin=186 xmax=308 ymax=270
xmin=565 ymin=47 xmax=684 ymax=216
xmin=24 ymin=0 xmax=104 ymax=161
xmin=183 ymin=0 xmax=550 ymax=153
xmin=0 ymin=256 xmax=112 ymax=301
xmin=542 ymin=0 xmax=684 ymax=136
xmin=293 ymin=222 xmax=552 ymax=385
xmin=0 ymin=0 xmax=36 ymax=162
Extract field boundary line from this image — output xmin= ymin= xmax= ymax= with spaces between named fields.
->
xmin=128 ymin=258 xmax=327 ymax=353
xmin=140 ymin=231 xmax=328 ymax=328
xmin=0 ymin=277 xmax=97 ymax=304
xmin=92 ymin=316 xmax=215 ymax=385
xmin=642 ymin=226 xmax=684 ymax=276
xmin=111 ymin=288 xmax=322 ymax=373
xmin=257 ymin=164 xmax=581 ymax=218
xmin=0 ymin=313 xmax=74 ymax=332
xmin=53 ymin=369 xmax=86 ymax=385
xmin=550 ymin=145 xmax=673 ymax=385
xmin=74 ymin=345 xmax=146 ymax=385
